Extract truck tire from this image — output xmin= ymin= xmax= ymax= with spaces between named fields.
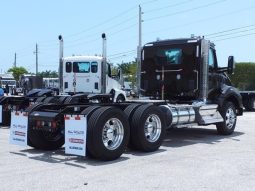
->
xmin=28 ymin=128 xmax=64 ymax=150
xmin=35 ymin=96 xmax=46 ymax=103
xmin=57 ymin=96 xmax=68 ymax=104
xmin=130 ymin=104 xmax=165 ymax=152
xmin=116 ymin=94 xmax=125 ymax=102
xmin=124 ymin=103 xmax=141 ymax=122
xmin=80 ymin=106 xmax=101 ymax=157
xmin=43 ymin=97 xmax=56 ymax=104
xmin=64 ymin=96 xmax=73 ymax=104
xmin=216 ymin=102 xmax=237 ymax=135
xmin=81 ymin=106 xmax=100 ymax=117
xmin=27 ymin=104 xmax=64 ymax=150
xmin=246 ymin=97 xmax=255 ymax=111
xmin=87 ymin=107 xmax=130 ymax=161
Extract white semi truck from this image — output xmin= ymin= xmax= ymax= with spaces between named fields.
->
xmin=61 ymin=55 xmax=125 ymax=102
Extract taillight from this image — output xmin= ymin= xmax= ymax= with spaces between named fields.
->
xmin=51 ymin=121 xmax=57 ymax=128
xmin=36 ymin=120 xmax=41 ymax=127
xmin=35 ymin=120 xmax=57 ymax=129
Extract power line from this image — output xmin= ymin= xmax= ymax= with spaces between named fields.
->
xmin=30 ymin=0 xmax=161 ymax=46
xmin=145 ymin=0 xmax=227 ymax=22
xmin=205 ymin=24 xmax=255 ymax=37
xmin=208 ymin=27 xmax=255 ymax=38
xmin=108 ymin=49 xmax=136 ymax=58
xmin=108 ymin=52 xmax=136 ymax=60
xmin=145 ymin=0 xmax=195 ymax=13
xmin=143 ymin=5 xmax=255 ymax=36
xmin=214 ymin=32 xmax=255 ymax=42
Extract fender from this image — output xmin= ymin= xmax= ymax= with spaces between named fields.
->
xmin=110 ymin=89 xmax=126 ymax=102
xmin=216 ymin=84 xmax=243 ymax=115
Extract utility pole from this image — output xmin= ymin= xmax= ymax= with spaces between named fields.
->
xmin=136 ymin=5 xmax=143 ymax=97
xmin=14 ymin=53 xmax=17 ymax=67
xmin=34 ymin=43 xmax=39 ymax=75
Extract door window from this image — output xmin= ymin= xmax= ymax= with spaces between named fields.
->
xmin=91 ymin=62 xmax=98 ymax=73
xmin=208 ymin=49 xmax=215 ymax=67
xmin=66 ymin=62 xmax=72 ymax=73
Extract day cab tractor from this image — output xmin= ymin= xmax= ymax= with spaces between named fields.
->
xmin=16 ymin=36 xmax=243 ymax=161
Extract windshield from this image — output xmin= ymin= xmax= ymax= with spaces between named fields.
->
xmin=73 ymin=62 xmax=90 ymax=73
xmin=65 ymin=61 xmax=99 ymax=73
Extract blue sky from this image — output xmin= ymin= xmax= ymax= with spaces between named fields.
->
xmin=1 ymin=0 xmax=255 ymax=73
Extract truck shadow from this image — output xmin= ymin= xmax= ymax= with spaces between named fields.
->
xmin=162 ymin=127 xmax=244 ymax=148
xmin=10 ymin=127 xmax=244 ymax=167
xmin=128 ymin=127 xmax=243 ymax=157
xmin=10 ymin=148 xmax=129 ymax=168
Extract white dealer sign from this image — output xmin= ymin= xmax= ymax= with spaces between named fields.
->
xmin=9 ymin=111 xmax=28 ymax=146
xmin=65 ymin=115 xmax=87 ymax=156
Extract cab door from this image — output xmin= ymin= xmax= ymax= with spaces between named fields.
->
xmin=208 ymin=48 xmax=221 ymax=98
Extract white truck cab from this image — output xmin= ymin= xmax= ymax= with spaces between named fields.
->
xmin=62 ymin=55 xmax=125 ymax=101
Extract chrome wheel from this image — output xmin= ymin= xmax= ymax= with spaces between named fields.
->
xmin=102 ymin=118 xmax=124 ymax=150
xmin=144 ymin=114 xmax=162 ymax=143
xmin=225 ymin=107 xmax=236 ymax=129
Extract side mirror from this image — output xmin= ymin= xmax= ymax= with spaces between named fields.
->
xmin=117 ymin=69 xmax=121 ymax=79
xmin=227 ymin=56 xmax=235 ymax=74
xmin=107 ymin=64 xmax=112 ymax=77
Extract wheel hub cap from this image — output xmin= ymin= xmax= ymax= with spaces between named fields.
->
xmin=102 ymin=118 xmax=124 ymax=150
xmin=225 ymin=108 xmax=236 ymax=129
xmin=144 ymin=114 xmax=161 ymax=143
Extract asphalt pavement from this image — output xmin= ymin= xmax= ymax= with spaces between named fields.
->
xmin=0 ymin=112 xmax=255 ymax=191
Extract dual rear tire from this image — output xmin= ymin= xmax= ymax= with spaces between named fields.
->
xmin=27 ymin=103 xmax=166 ymax=161
xmin=86 ymin=107 xmax=130 ymax=161
xmin=86 ymin=104 xmax=166 ymax=160
xmin=125 ymin=104 xmax=166 ymax=152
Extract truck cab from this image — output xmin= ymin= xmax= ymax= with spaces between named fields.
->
xmin=62 ymin=55 xmax=125 ymax=101
xmin=140 ymin=37 xmax=243 ymax=115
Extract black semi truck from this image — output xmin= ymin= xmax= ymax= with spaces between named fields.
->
xmin=12 ymin=36 xmax=243 ymax=161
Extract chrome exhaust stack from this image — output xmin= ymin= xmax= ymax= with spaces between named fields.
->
xmin=101 ymin=33 xmax=107 ymax=94
xmin=58 ymin=35 xmax=64 ymax=93
xmin=199 ymin=39 xmax=210 ymax=103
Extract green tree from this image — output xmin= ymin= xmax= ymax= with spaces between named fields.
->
xmin=7 ymin=67 xmax=28 ymax=81
xmin=117 ymin=61 xmax=137 ymax=86
xmin=230 ymin=62 xmax=255 ymax=90
xmin=38 ymin=70 xmax=58 ymax=78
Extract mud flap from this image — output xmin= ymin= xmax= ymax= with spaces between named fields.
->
xmin=64 ymin=115 xmax=87 ymax=156
xmin=9 ymin=111 xmax=28 ymax=146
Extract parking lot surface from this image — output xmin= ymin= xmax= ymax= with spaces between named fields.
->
xmin=0 ymin=112 xmax=255 ymax=191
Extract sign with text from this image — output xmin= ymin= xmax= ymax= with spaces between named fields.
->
xmin=9 ymin=111 xmax=28 ymax=146
xmin=65 ymin=115 xmax=87 ymax=156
